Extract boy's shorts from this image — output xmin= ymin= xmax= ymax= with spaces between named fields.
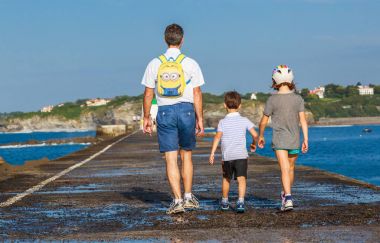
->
xmin=156 ymin=102 xmax=196 ymax=153
xmin=222 ymin=159 xmax=248 ymax=180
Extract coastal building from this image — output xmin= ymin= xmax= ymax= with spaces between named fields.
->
xmin=309 ymin=86 xmax=325 ymax=99
xmin=250 ymin=93 xmax=257 ymax=100
xmin=357 ymin=85 xmax=374 ymax=95
xmin=86 ymin=98 xmax=111 ymax=107
xmin=40 ymin=105 xmax=54 ymax=113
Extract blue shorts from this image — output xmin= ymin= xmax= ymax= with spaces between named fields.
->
xmin=156 ymin=102 xmax=196 ymax=153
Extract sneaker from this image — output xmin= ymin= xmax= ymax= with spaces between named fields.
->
xmin=236 ymin=201 xmax=245 ymax=213
xmin=281 ymin=196 xmax=294 ymax=212
xmin=220 ymin=200 xmax=230 ymax=211
xmin=166 ymin=201 xmax=185 ymax=215
xmin=183 ymin=194 xmax=200 ymax=209
xmin=281 ymin=191 xmax=285 ymax=205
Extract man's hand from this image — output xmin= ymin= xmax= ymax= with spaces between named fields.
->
xmin=250 ymin=143 xmax=257 ymax=152
xmin=209 ymin=153 xmax=215 ymax=165
xmin=302 ymin=140 xmax=308 ymax=153
xmin=196 ymin=118 xmax=204 ymax=136
xmin=258 ymin=136 xmax=265 ymax=148
xmin=143 ymin=116 xmax=153 ymax=135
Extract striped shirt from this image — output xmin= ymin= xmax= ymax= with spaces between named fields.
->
xmin=217 ymin=112 xmax=254 ymax=161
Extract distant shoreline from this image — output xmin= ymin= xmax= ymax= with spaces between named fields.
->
xmin=312 ymin=116 xmax=380 ymax=126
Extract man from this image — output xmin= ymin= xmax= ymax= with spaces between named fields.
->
xmin=141 ymin=23 xmax=205 ymax=214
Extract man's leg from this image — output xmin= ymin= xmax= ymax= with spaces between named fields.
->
xmin=180 ymin=149 xmax=193 ymax=194
xmin=165 ymin=151 xmax=181 ymax=199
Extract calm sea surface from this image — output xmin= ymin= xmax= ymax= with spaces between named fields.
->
xmin=247 ymin=125 xmax=380 ymax=186
xmin=2 ymin=126 xmax=379 ymax=187
xmin=0 ymin=131 xmax=95 ymax=165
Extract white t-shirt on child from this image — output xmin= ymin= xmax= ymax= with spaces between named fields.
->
xmin=141 ymin=48 xmax=205 ymax=107
xmin=217 ymin=112 xmax=254 ymax=161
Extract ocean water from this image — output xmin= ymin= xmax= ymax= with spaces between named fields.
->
xmin=247 ymin=125 xmax=380 ymax=186
xmin=0 ymin=131 xmax=95 ymax=165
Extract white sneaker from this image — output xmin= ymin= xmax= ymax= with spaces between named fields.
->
xmin=183 ymin=194 xmax=200 ymax=209
xmin=166 ymin=201 xmax=185 ymax=214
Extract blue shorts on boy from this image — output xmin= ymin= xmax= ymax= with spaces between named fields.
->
xmin=217 ymin=112 xmax=254 ymax=161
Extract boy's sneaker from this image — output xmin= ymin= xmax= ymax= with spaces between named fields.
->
xmin=281 ymin=195 xmax=294 ymax=211
xmin=236 ymin=201 xmax=245 ymax=213
xmin=183 ymin=194 xmax=200 ymax=209
xmin=166 ymin=201 xmax=185 ymax=215
xmin=220 ymin=201 xmax=230 ymax=211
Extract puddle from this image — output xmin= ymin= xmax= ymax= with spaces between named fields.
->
xmin=294 ymin=182 xmax=380 ymax=204
xmin=72 ymin=167 xmax=165 ymax=178
xmin=36 ymin=183 xmax=108 ymax=194
xmin=197 ymin=215 xmax=209 ymax=221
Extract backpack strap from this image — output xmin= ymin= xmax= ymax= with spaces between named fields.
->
xmin=175 ymin=54 xmax=186 ymax=64
xmin=158 ymin=55 xmax=167 ymax=63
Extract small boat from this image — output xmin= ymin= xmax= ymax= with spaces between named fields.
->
xmin=362 ymin=128 xmax=372 ymax=133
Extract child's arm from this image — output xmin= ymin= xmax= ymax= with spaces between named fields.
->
xmin=258 ymin=115 xmax=269 ymax=148
xmin=209 ymin=131 xmax=223 ymax=165
xmin=299 ymin=111 xmax=309 ymax=153
xmin=248 ymin=127 xmax=259 ymax=152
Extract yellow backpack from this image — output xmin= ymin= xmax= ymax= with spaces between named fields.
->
xmin=157 ymin=54 xmax=188 ymax=98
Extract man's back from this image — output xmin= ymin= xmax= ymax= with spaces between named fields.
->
xmin=141 ymin=48 xmax=204 ymax=106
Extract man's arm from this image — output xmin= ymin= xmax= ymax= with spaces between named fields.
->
xmin=193 ymin=86 xmax=204 ymax=136
xmin=143 ymin=87 xmax=154 ymax=134
xmin=258 ymin=115 xmax=269 ymax=148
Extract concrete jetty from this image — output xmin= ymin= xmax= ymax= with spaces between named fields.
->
xmin=0 ymin=131 xmax=379 ymax=241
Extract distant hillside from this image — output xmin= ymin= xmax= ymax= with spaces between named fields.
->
xmin=1 ymin=89 xmax=379 ymax=132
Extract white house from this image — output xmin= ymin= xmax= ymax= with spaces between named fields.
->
xmin=86 ymin=98 xmax=111 ymax=107
xmin=250 ymin=93 xmax=257 ymax=100
xmin=40 ymin=105 xmax=54 ymax=113
xmin=309 ymin=86 xmax=325 ymax=99
xmin=358 ymin=85 xmax=374 ymax=95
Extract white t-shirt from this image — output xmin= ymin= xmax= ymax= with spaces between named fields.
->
xmin=141 ymin=48 xmax=205 ymax=106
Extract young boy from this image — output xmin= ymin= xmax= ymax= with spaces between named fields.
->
xmin=209 ymin=91 xmax=258 ymax=213
xmin=258 ymin=65 xmax=308 ymax=211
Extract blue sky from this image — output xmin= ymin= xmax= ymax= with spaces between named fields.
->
xmin=0 ymin=0 xmax=379 ymax=112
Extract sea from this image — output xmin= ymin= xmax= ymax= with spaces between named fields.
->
xmin=0 ymin=131 xmax=95 ymax=166
xmin=246 ymin=124 xmax=380 ymax=186
xmin=1 ymin=125 xmax=379 ymax=187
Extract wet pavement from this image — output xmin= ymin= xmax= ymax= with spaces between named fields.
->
xmin=0 ymin=131 xmax=379 ymax=241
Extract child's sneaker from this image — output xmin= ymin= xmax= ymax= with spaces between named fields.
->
xmin=166 ymin=200 xmax=185 ymax=214
xmin=220 ymin=200 xmax=230 ymax=211
xmin=236 ymin=201 xmax=245 ymax=213
xmin=281 ymin=195 xmax=294 ymax=211
xmin=183 ymin=194 xmax=200 ymax=209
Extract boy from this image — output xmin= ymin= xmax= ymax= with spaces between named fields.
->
xmin=209 ymin=91 xmax=258 ymax=213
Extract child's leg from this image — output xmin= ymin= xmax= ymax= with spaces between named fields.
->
xmin=288 ymin=154 xmax=298 ymax=187
xmin=222 ymin=178 xmax=231 ymax=199
xmin=275 ymin=150 xmax=291 ymax=195
xmin=236 ymin=176 xmax=246 ymax=201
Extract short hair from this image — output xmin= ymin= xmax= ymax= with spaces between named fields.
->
xmin=164 ymin=24 xmax=184 ymax=46
xmin=224 ymin=91 xmax=241 ymax=109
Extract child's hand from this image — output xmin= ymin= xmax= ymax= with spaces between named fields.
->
xmin=209 ymin=153 xmax=215 ymax=165
xmin=258 ymin=136 xmax=265 ymax=148
xmin=250 ymin=143 xmax=256 ymax=152
xmin=302 ymin=140 xmax=308 ymax=153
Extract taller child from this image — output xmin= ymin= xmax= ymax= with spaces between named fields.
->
xmin=141 ymin=24 xmax=205 ymax=214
